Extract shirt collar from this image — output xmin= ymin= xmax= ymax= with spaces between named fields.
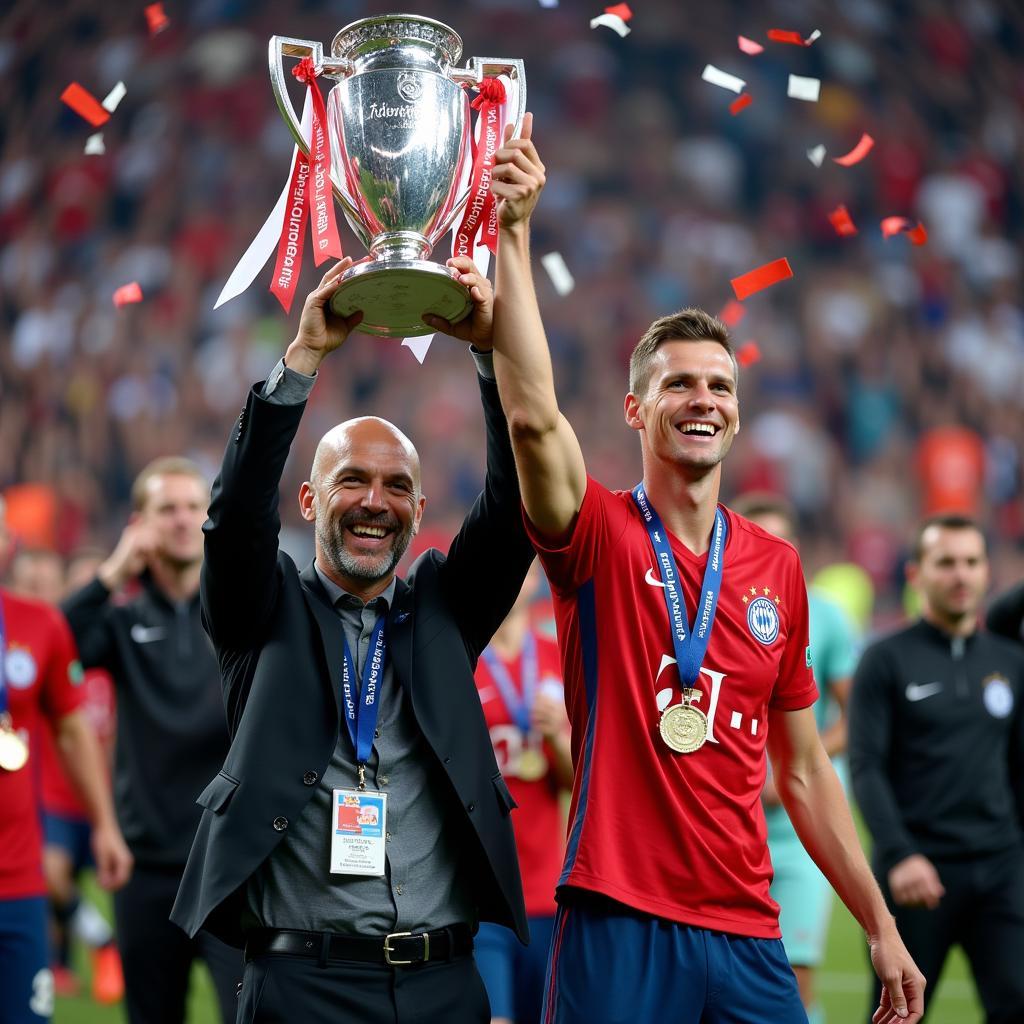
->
xmin=314 ymin=561 xmax=396 ymax=611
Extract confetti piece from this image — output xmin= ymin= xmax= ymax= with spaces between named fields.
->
xmin=539 ymin=0 xmax=558 ymax=6
xmin=718 ymin=300 xmax=746 ymax=327
xmin=589 ymin=13 xmax=630 ymax=37
xmin=737 ymin=341 xmax=761 ymax=367
xmin=906 ymin=222 xmax=928 ymax=245
xmin=730 ymin=257 xmax=794 ymax=301
xmin=604 ymin=2 xmax=632 ymax=19
xmin=807 ymin=144 xmax=827 ymax=167
xmin=144 ymin=3 xmax=169 ymax=34
xmin=828 ymin=204 xmax=858 ymax=237
xmin=805 ymin=30 xmax=822 ymax=44
xmin=401 ymin=335 xmax=434 ymax=364
xmin=101 ymin=81 xmax=126 ymax=114
xmin=60 ymin=83 xmax=111 ymax=127
xmin=702 ymin=64 xmax=746 ymax=94
xmin=729 ymin=93 xmax=753 ymax=116
xmin=833 ymin=132 xmax=875 ymax=167
xmin=540 ymin=252 xmax=576 ymax=296
xmin=881 ymin=216 xmax=928 ymax=245
xmin=767 ymin=28 xmax=821 ymax=46
xmin=738 ymin=36 xmax=764 ymax=55
xmin=84 ymin=132 xmax=105 ymax=156
xmin=787 ymin=74 xmax=821 ymax=102
xmin=113 ymin=282 xmax=143 ymax=307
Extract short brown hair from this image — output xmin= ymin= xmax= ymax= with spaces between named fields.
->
xmin=731 ymin=492 xmax=796 ymax=533
xmin=628 ymin=308 xmax=737 ymax=398
xmin=911 ymin=514 xmax=985 ymax=562
xmin=131 ymin=456 xmax=208 ymax=511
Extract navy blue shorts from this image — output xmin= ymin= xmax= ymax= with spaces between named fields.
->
xmin=0 ymin=896 xmax=53 ymax=1022
xmin=476 ymin=916 xmax=557 ymax=1022
xmin=42 ymin=812 xmax=93 ymax=872
xmin=541 ymin=901 xmax=807 ymax=1024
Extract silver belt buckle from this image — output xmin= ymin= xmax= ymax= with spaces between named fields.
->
xmin=383 ymin=930 xmax=429 ymax=966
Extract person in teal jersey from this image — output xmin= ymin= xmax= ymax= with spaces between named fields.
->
xmin=734 ymin=494 xmax=861 ymax=1024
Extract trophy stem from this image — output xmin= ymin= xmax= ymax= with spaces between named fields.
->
xmin=369 ymin=231 xmax=432 ymax=263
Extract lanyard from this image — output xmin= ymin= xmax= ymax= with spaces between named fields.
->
xmin=481 ymin=630 xmax=537 ymax=734
xmin=340 ymin=615 xmax=388 ymax=786
xmin=631 ymin=484 xmax=727 ymax=690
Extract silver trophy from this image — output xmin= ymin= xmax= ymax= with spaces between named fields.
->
xmin=270 ymin=15 xmax=526 ymax=337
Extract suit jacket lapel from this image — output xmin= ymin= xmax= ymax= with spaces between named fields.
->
xmin=388 ymin=576 xmax=414 ymax=701
xmin=299 ymin=562 xmax=344 ymax=719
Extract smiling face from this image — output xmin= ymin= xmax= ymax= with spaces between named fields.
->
xmin=625 ymin=338 xmax=740 ymax=477
xmin=300 ymin=418 xmax=425 ymax=593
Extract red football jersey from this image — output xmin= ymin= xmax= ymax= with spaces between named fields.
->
xmin=475 ymin=629 xmax=567 ymax=917
xmin=528 ymin=478 xmax=817 ymax=939
xmin=40 ymin=667 xmax=115 ymax=818
xmin=0 ymin=589 xmax=86 ymax=899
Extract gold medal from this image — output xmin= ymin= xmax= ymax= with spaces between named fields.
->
xmin=659 ymin=703 xmax=708 ymax=754
xmin=0 ymin=717 xmax=28 ymax=773
xmin=515 ymin=747 xmax=548 ymax=781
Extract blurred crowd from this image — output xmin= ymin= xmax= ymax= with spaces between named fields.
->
xmin=3 ymin=0 xmax=1024 ymax=620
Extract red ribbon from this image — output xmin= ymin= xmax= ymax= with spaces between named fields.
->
xmin=271 ymin=58 xmax=342 ymax=313
xmin=453 ymin=77 xmax=507 ymax=259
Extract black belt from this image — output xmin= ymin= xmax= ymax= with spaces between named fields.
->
xmin=244 ymin=924 xmax=473 ymax=967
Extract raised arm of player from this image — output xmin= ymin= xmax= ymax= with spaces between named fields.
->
xmin=486 ymin=113 xmax=587 ymax=539
xmin=767 ymin=704 xmax=925 ymax=1024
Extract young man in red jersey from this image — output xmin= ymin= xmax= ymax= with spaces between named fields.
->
xmin=474 ymin=563 xmax=572 ymax=1024
xmin=0 ymin=501 xmax=132 ymax=1024
xmin=426 ymin=114 xmax=925 ymax=1024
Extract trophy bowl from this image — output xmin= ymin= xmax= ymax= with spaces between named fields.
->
xmin=270 ymin=15 xmax=526 ymax=337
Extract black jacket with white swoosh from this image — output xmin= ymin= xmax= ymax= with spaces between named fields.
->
xmin=849 ymin=618 xmax=1024 ymax=875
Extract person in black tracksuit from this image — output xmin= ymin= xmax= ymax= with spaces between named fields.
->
xmin=61 ymin=458 xmax=237 ymax=1024
xmin=849 ymin=514 xmax=1024 ymax=1024
xmin=988 ymin=580 xmax=1024 ymax=647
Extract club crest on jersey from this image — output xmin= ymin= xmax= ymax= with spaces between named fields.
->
xmin=982 ymin=674 xmax=1014 ymax=719
xmin=741 ymin=585 xmax=781 ymax=645
xmin=5 ymin=647 xmax=38 ymax=689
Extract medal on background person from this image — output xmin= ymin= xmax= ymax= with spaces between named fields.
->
xmin=482 ymin=631 xmax=547 ymax=780
xmin=0 ymin=601 xmax=29 ymax=773
xmin=631 ymin=484 xmax=727 ymax=755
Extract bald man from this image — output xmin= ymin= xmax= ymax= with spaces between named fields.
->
xmin=172 ymin=257 xmax=536 ymax=1024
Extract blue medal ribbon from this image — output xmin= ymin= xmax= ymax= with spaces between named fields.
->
xmin=340 ymin=615 xmax=388 ymax=768
xmin=481 ymin=630 xmax=537 ymax=734
xmin=631 ymin=484 xmax=727 ymax=690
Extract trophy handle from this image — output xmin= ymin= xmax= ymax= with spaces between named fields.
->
xmin=268 ymin=36 xmax=365 ymax=233
xmin=442 ymin=58 xmax=527 ymax=242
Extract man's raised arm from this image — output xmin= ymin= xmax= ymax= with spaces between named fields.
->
xmin=487 ymin=114 xmax=587 ymax=539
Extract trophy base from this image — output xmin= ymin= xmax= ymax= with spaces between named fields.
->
xmin=329 ymin=261 xmax=472 ymax=338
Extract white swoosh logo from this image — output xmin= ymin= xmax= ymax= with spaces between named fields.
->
xmin=905 ymin=682 xmax=943 ymax=702
xmin=645 ymin=568 xmax=666 ymax=588
xmin=130 ymin=624 xmax=166 ymax=644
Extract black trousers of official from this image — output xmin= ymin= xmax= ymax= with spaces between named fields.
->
xmin=114 ymin=863 xmax=242 ymax=1024
xmin=868 ymin=846 xmax=1024 ymax=1024
xmin=237 ymin=951 xmax=491 ymax=1024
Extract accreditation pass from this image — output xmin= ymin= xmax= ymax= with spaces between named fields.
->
xmin=331 ymin=788 xmax=387 ymax=876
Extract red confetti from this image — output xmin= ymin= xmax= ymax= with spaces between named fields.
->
xmin=737 ymin=342 xmax=761 ymax=367
xmin=881 ymin=217 xmax=928 ymax=245
xmin=729 ymin=93 xmax=753 ymax=116
xmin=718 ymin=300 xmax=746 ymax=327
xmin=767 ymin=29 xmax=805 ymax=45
xmin=833 ymin=133 xmax=875 ymax=167
xmin=730 ymin=258 xmax=794 ymax=301
xmin=60 ymin=83 xmax=111 ymax=127
xmin=604 ymin=2 xmax=633 ymax=20
xmin=828 ymin=204 xmax=858 ymax=237
xmin=113 ymin=282 xmax=143 ymax=307
xmin=144 ymin=3 xmax=169 ymax=35
xmin=738 ymin=36 xmax=764 ymax=55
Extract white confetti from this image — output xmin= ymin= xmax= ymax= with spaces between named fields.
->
xmin=539 ymin=0 xmax=558 ymax=6
xmin=589 ymin=13 xmax=630 ymax=37
xmin=701 ymin=64 xmax=747 ymax=95
xmin=807 ymin=144 xmax=827 ymax=167
xmin=787 ymin=74 xmax=821 ymax=102
xmin=805 ymin=29 xmax=822 ymax=44
xmin=401 ymin=335 xmax=434 ymax=364
xmin=541 ymin=252 xmax=575 ymax=296
xmin=84 ymin=132 xmax=105 ymax=156
xmin=101 ymin=80 xmax=127 ymax=113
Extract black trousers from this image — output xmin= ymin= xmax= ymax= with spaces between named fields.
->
xmin=869 ymin=846 xmax=1024 ymax=1024
xmin=113 ymin=863 xmax=242 ymax=1024
xmin=237 ymin=951 xmax=490 ymax=1024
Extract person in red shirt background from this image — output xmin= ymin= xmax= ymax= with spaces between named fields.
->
xmin=0 ymin=498 xmax=132 ymax=1024
xmin=8 ymin=547 xmax=124 ymax=1004
xmin=475 ymin=563 xmax=572 ymax=1024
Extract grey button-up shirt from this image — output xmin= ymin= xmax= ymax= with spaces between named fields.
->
xmin=243 ymin=360 xmax=477 ymax=935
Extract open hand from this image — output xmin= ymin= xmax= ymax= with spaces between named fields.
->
xmin=492 ymin=112 xmax=545 ymax=230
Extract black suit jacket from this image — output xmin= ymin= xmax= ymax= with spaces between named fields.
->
xmin=170 ymin=371 xmax=534 ymax=948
